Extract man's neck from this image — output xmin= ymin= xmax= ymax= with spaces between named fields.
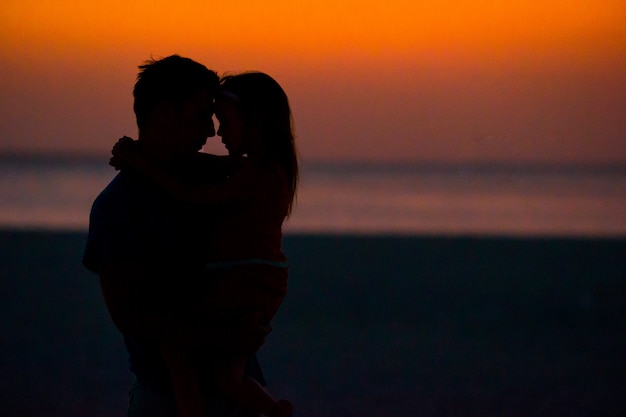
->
xmin=137 ymin=132 xmax=195 ymax=180
xmin=137 ymin=132 xmax=171 ymax=168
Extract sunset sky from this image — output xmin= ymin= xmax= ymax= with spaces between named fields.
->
xmin=1 ymin=0 xmax=625 ymax=165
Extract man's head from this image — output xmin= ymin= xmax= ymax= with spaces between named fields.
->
xmin=133 ymin=55 xmax=219 ymax=162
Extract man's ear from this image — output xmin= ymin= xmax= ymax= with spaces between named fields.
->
xmin=152 ymin=100 xmax=177 ymax=127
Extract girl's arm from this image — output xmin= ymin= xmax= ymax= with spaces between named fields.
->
xmin=112 ymin=137 xmax=258 ymax=206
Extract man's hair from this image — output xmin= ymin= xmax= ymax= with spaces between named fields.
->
xmin=133 ymin=55 xmax=219 ymax=130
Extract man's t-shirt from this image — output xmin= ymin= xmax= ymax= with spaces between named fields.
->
xmin=84 ymin=169 xmax=207 ymax=390
xmin=83 ymin=168 xmax=265 ymax=393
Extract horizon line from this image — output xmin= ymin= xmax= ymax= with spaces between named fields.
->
xmin=0 ymin=150 xmax=625 ymax=173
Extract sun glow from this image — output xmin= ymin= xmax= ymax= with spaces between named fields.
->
xmin=2 ymin=0 xmax=624 ymax=69
xmin=1 ymin=0 xmax=624 ymax=163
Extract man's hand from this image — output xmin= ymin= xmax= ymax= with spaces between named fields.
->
xmin=211 ymin=310 xmax=272 ymax=354
xmin=167 ymin=310 xmax=271 ymax=354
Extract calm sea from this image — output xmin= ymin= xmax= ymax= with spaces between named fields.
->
xmin=0 ymin=154 xmax=625 ymax=236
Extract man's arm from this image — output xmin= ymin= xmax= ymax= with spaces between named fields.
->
xmin=98 ymin=260 xmax=167 ymax=341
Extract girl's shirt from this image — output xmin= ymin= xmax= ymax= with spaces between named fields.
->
xmin=204 ymin=162 xmax=291 ymax=264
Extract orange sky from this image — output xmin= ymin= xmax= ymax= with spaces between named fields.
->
xmin=1 ymin=0 xmax=625 ymax=164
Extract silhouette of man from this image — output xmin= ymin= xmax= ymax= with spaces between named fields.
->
xmin=83 ymin=55 xmax=267 ymax=417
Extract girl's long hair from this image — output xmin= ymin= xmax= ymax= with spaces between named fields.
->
xmin=219 ymin=72 xmax=299 ymax=215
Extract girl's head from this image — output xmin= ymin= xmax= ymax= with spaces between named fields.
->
xmin=216 ymin=71 xmax=299 ymax=213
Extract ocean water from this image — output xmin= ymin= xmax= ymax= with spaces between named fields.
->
xmin=0 ymin=154 xmax=625 ymax=236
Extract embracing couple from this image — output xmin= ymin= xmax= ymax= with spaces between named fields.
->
xmin=83 ymin=55 xmax=298 ymax=417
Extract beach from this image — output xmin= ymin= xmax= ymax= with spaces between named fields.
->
xmin=1 ymin=229 xmax=625 ymax=416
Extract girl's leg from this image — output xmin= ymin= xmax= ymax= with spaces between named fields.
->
xmin=161 ymin=344 xmax=204 ymax=417
xmin=214 ymin=356 xmax=293 ymax=417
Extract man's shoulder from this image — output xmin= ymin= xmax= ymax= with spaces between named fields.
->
xmin=94 ymin=170 xmax=147 ymax=204
xmin=99 ymin=170 xmax=140 ymax=195
xmin=90 ymin=170 xmax=150 ymax=223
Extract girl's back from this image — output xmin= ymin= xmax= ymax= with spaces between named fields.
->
xmin=207 ymin=162 xmax=291 ymax=264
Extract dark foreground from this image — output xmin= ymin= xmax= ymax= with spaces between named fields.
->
xmin=0 ymin=230 xmax=624 ymax=417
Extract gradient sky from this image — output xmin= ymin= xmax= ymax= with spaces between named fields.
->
xmin=1 ymin=0 xmax=625 ymax=165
